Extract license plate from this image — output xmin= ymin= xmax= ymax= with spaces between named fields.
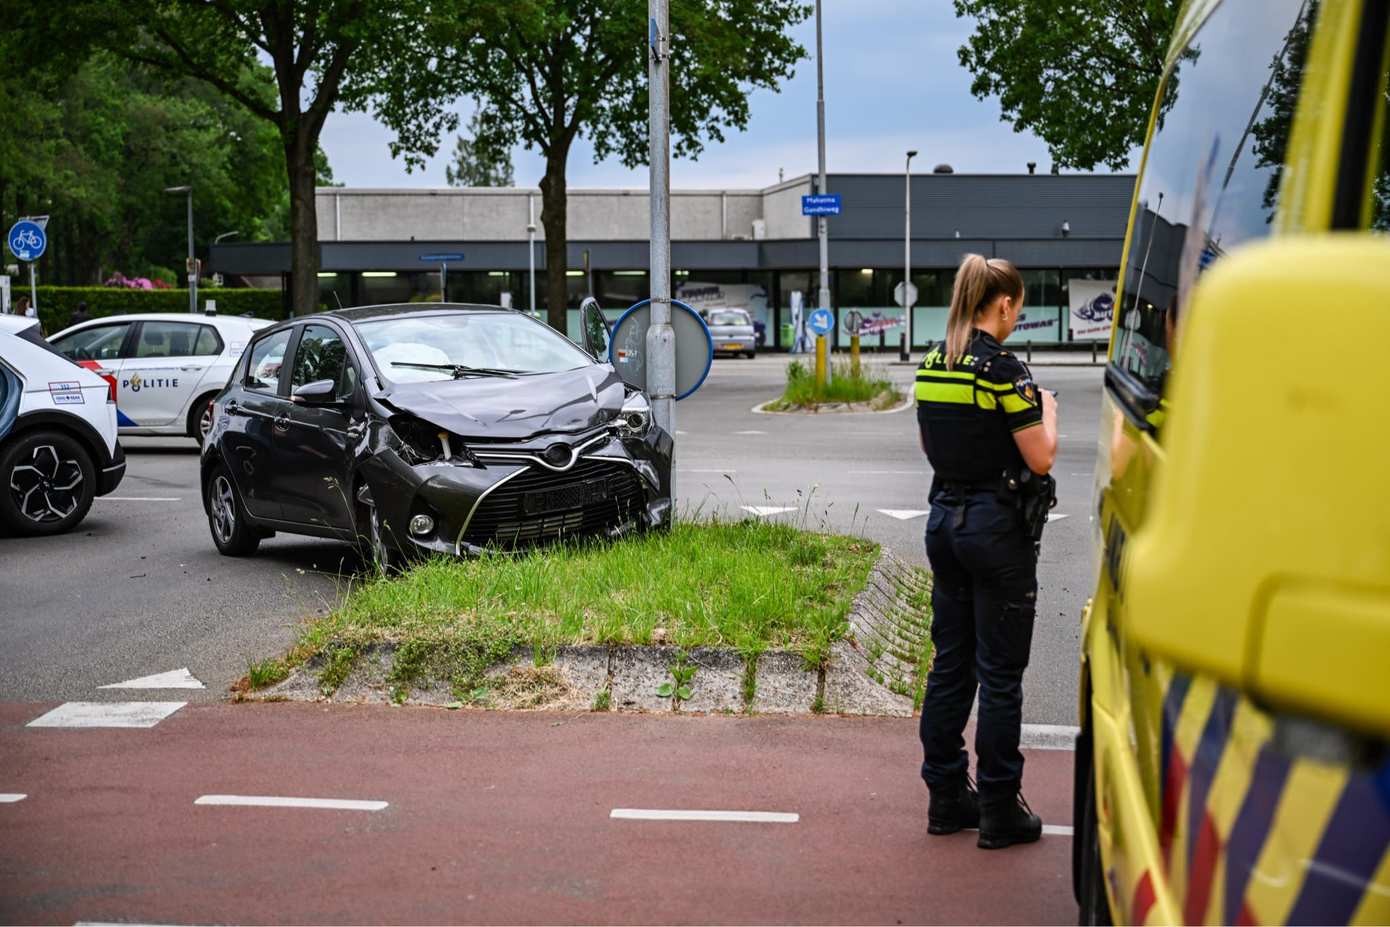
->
xmin=522 ymin=478 xmax=611 ymax=515
xmin=723 ymin=342 xmax=744 ymax=350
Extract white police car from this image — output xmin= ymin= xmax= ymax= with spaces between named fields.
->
xmin=0 ymin=315 xmax=125 ymax=535
xmin=49 ymin=312 xmax=273 ymax=445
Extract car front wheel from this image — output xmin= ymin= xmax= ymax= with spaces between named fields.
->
xmin=205 ymin=464 xmax=261 ymax=556
xmin=188 ymin=393 xmax=218 ymax=448
xmin=0 ymin=430 xmax=97 ymax=536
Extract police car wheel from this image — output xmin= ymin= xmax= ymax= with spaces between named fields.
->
xmin=0 ymin=430 xmax=97 ymax=537
xmin=189 ymin=394 xmax=218 ymax=448
xmin=205 ymin=465 xmax=260 ymax=556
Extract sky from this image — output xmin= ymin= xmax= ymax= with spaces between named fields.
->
xmin=318 ymin=1 xmax=1072 ymax=190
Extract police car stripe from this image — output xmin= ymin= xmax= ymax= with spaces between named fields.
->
xmin=1287 ymin=775 xmax=1389 ymax=925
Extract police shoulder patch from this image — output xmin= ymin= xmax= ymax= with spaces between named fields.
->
xmin=1014 ymin=375 xmax=1038 ymax=406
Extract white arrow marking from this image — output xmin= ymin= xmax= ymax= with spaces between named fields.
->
xmin=0 ymin=794 xmax=26 ymax=803
xmin=611 ymin=808 xmax=798 ymax=824
xmin=877 ymin=509 xmax=929 ymax=521
xmin=1047 ymin=513 xmax=1070 ymax=522
xmin=195 ymin=795 xmax=388 ymax=812
xmin=27 ymin=702 xmax=186 ymax=729
xmin=99 ymin=668 xmax=205 ymax=690
xmin=741 ymin=505 xmax=795 ymax=517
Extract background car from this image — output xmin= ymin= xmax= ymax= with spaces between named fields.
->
xmin=200 ymin=303 xmax=673 ymax=565
xmin=0 ymin=315 xmax=125 ymax=535
xmin=49 ymin=312 xmax=273 ymax=446
xmin=704 ymin=308 xmax=757 ymax=358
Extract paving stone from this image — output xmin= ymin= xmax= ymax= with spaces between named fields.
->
xmin=609 ymin=646 xmax=680 ymax=712
xmin=750 ymin=651 xmax=819 ymax=713
xmin=677 ymin=648 xmax=747 ymax=714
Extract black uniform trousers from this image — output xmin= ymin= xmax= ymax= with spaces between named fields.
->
xmin=919 ymin=487 xmax=1038 ymax=799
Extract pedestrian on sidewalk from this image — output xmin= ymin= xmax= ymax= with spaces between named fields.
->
xmin=913 ymin=253 xmax=1059 ymax=849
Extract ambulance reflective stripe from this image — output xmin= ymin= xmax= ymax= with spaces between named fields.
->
xmin=1149 ymin=671 xmax=1390 ymax=925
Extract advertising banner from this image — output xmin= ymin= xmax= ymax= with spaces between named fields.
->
xmin=1069 ymin=279 xmax=1117 ymax=341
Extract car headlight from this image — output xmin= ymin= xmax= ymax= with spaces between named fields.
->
xmin=616 ymin=393 xmax=652 ymax=437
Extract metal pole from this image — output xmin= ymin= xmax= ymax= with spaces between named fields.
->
xmin=186 ymin=189 xmax=196 ymax=314
xmin=903 ymin=150 xmax=916 ymax=361
xmin=647 ymin=0 xmax=676 ymax=460
xmin=527 ymin=194 xmax=537 ymax=315
xmin=29 ymin=262 xmax=37 ymax=315
xmin=815 ymin=0 xmax=830 ymax=386
xmin=441 ymin=262 xmax=448 ymax=301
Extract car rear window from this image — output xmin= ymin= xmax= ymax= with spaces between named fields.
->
xmin=710 ymin=311 xmax=750 ymax=326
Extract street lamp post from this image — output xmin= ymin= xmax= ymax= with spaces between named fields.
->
xmin=902 ymin=150 xmax=917 ymax=361
xmin=164 ymin=185 xmax=195 ymax=313
xmin=815 ymin=0 xmax=830 ymax=386
xmin=527 ymin=193 xmax=537 ymax=316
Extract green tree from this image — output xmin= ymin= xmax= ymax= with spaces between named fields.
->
xmin=443 ymin=0 xmax=809 ymax=331
xmin=9 ymin=0 xmax=473 ymax=313
xmin=953 ymin=0 xmax=1181 ymax=170
xmin=446 ymin=111 xmax=516 ymax=187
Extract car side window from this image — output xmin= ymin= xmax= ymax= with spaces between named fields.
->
xmin=134 ymin=321 xmax=203 ymax=359
xmin=290 ymin=324 xmax=357 ymax=399
xmin=1110 ymin=0 xmax=1314 ymax=424
xmin=244 ymin=329 xmax=292 ymax=393
xmin=192 ymin=325 xmax=223 ymax=357
xmin=51 ymin=323 xmax=130 ymax=362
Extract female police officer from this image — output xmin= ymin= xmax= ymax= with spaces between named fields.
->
xmin=915 ymin=253 xmax=1058 ymax=849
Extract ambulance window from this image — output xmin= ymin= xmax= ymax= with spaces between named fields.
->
xmin=1110 ymin=0 xmax=1315 ymax=422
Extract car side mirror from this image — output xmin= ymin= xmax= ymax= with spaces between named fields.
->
xmin=292 ymin=379 xmax=338 ymax=404
xmin=1121 ymin=236 xmax=1390 ymax=735
xmin=579 ymin=296 xmax=611 ymax=362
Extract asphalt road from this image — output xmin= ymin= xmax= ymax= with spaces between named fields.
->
xmin=0 ymin=703 xmax=1077 ymax=925
xmin=0 ymin=353 xmax=1103 ymax=725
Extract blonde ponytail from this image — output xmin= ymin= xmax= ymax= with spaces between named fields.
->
xmin=943 ymin=253 xmax=1025 ymax=369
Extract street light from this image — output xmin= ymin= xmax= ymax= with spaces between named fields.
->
xmin=214 ymin=230 xmax=239 ymax=244
xmin=164 ymin=185 xmax=195 ymax=313
xmin=902 ymin=150 xmax=917 ymax=361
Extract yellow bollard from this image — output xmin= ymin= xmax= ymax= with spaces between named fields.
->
xmin=815 ymin=335 xmax=828 ymax=388
xmin=850 ymin=334 xmax=861 ymax=376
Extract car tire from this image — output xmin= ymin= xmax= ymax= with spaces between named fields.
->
xmin=205 ymin=464 xmax=261 ymax=556
xmin=0 ymin=429 xmax=97 ymax=536
xmin=187 ymin=392 xmax=218 ymax=448
xmin=356 ymin=496 xmax=400 ymax=573
xmin=1077 ymin=728 xmax=1113 ymax=926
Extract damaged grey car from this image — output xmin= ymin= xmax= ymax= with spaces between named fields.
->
xmin=200 ymin=303 xmax=672 ymax=564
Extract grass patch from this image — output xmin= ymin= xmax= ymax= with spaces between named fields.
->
xmin=246 ymin=657 xmax=289 ymax=690
xmin=291 ymin=520 xmax=879 ymax=689
xmin=764 ymin=360 xmax=903 ymax=411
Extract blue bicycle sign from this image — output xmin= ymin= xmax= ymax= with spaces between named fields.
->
xmin=7 ymin=220 xmax=46 ymax=262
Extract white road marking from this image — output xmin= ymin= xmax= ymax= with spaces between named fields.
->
xmin=682 ymin=469 xmax=737 ymax=474
xmin=99 ymin=668 xmax=205 ymax=690
xmin=734 ymin=430 xmax=767 ymax=435
xmin=741 ymin=505 xmax=796 ymax=517
xmin=1047 ymin=513 xmax=1070 ymax=522
xmin=195 ymin=795 xmax=388 ymax=812
xmin=1043 ymin=824 xmax=1075 ymax=837
xmin=95 ymin=496 xmax=181 ymax=502
xmin=878 ymin=508 xmax=929 ymax=521
xmin=849 ymin=469 xmax=922 ymax=475
xmin=611 ymin=808 xmax=798 ymax=824
xmin=1021 ymin=723 xmax=1080 ymax=750
xmin=27 ymin=702 xmax=187 ymax=729
xmin=0 ymin=793 xmax=26 ymax=803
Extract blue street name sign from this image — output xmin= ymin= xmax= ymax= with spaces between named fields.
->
xmin=808 ymin=308 xmax=834 ymax=335
xmin=8 ymin=220 xmax=47 ymax=262
xmin=801 ymin=194 xmax=841 ymax=216
xmin=419 ymin=252 xmax=464 ymax=262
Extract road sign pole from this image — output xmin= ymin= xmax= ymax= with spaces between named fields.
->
xmin=815 ymin=0 xmax=830 ymax=387
xmin=441 ymin=262 xmax=448 ymax=301
xmin=815 ymin=335 xmax=827 ymax=389
xmin=648 ymin=0 xmax=677 ymax=497
xmin=186 ymin=189 xmax=197 ymax=314
xmin=29 ymin=262 xmax=37 ymax=314
xmin=903 ymin=150 xmax=916 ymax=361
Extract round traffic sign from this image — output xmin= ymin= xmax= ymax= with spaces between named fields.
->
xmin=608 ymin=298 xmax=714 ymax=401
xmin=808 ymin=308 xmax=834 ymax=336
xmin=7 ymin=220 xmax=46 ymax=262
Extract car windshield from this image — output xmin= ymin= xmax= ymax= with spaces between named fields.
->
xmin=710 ymin=311 xmax=750 ymax=326
xmin=355 ymin=311 xmax=594 ymax=383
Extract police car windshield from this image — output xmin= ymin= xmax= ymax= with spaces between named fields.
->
xmin=356 ymin=312 xmax=593 ymax=383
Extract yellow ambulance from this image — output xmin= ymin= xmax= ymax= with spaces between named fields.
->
xmin=1074 ymin=0 xmax=1389 ymax=923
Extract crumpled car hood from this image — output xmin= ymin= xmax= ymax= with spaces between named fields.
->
xmin=381 ymin=365 xmax=628 ymax=439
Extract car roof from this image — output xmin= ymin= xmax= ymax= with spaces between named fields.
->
xmin=326 ymin=302 xmax=513 ymax=324
xmin=0 ymin=315 xmax=39 ymax=336
xmin=51 ymin=313 xmax=273 ymax=340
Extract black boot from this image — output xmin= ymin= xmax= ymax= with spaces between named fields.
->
xmin=978 ymin=791 xmax=1042 ymax=849
xmin=927 ymin=777 xmax=980 ymax=835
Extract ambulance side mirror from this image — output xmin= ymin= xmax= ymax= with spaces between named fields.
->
xmin=1121 ymin=236 xmax=1390 ymax=736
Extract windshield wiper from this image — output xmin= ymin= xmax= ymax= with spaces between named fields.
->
xmin=391 ymin=361 xmax=519 ymax=379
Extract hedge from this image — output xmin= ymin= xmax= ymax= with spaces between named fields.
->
xmin=26 ymin=286 xmax=288 ymax=333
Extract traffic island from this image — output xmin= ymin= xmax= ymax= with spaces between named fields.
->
xmin=239 ymin=521 xmax=934 ymax=716
xmin=754 ymin=360 xmax=908 ymax=414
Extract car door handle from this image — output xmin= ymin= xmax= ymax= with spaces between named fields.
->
xmin=180 ymin=365 xmax=204 ymax=372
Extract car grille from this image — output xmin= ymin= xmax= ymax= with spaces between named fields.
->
xmin=460 ymin=458 xmax=645 ymax=549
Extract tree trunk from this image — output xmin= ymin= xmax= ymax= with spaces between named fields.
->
xmin=285 ymin=128 xmax=321 ymax=317
xmin=539 ymin=147 xmax=570 ymax=333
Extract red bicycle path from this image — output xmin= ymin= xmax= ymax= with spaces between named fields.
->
xmin=0 ymin=702 xmax=1076 ymax=925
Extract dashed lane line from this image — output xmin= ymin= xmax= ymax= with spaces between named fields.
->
xmin=1043 ymin=825 xmax=1075 ymax=837
xmin=0 ymin=793 xmax=27 ymax=803
xmin=26 ymin=702 xmax=187 ymax=729
xmin=612 ymin=808 xmax=799 ymax=824
xmin=1020 ymin=723 xmax=1079 ymax=750
xmin=95 ymin=496 xmax=182 ymax=502
xmin=194 ymin=794 xmax=388 ymax=812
